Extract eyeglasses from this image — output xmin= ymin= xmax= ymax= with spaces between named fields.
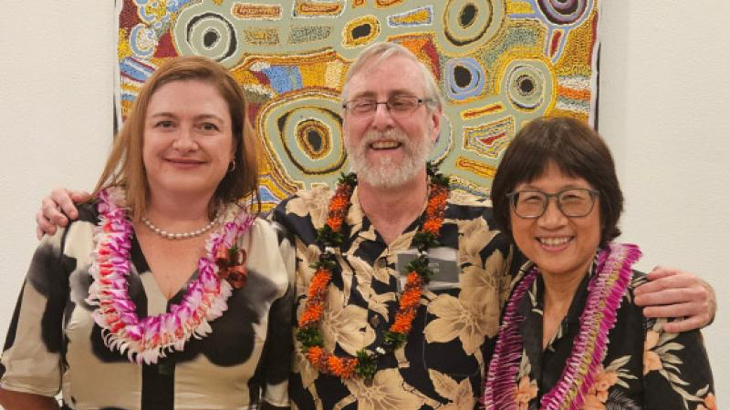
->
xmin=343 ymin=95 xmax=430 ymax=118
xmin=506 ymin=188 xmax=599 ymax=219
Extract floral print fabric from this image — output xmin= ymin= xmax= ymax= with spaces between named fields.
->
xmin=500 ymin=261 xmax=715 ymax=409
xmin=271 ymin=186 xmax=515 ymax=410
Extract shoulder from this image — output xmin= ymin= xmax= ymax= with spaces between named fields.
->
xmin=626 ymin=269 xmax=649 ymax=299
xmin=248 ymin=217 xmax=290 ymax=247
xmin=25 ymin=205 xmax=100 ymax=294
xmin=270 ymin=187 xmax=330 ymax=241
xmin=620 ymin=270 xmax=685 ymax=336
xmin=445 ymin=190 xmax=509 ymax=247
xmin=446 ymin=190 xmax=498 ymax=225
xmin=273 ymin=186 xmax=332 ymax=218
xmin=610 ymin=269 xmax=647 ymax=315
xmin=606 ymin=269 xmax=650 ymax=333
xmin=446 ymin=189 xmax=489 ymax=209
xmin=243 ymin=216 xmax=294 ymax=260
xmin=243 ymin=217 xmax=295 ymax=289
xmin=77 ymin=201 xmax=100 ymax=222
xmin=628 ymin=268 xmax=647 ymax=284
xmin=40 ymin=201 xmax=99 ymax=252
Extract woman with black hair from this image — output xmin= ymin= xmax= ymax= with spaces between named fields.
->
xmin=484 ymin=117 xmax=714 ymax=409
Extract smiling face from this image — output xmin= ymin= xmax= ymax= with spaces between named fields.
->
xmin=343 ymin=55 xmax=441 ymax=188
xmin=142 ymin=79 xmax=234 ymax=202
xmin=510 ymin=162 xmax=602 ymax=281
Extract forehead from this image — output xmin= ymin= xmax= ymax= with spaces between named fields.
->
xmin=147 ymin=79 xmax=229 ymax=117
xmin=517 ymin=162 xmax=593 ymax=190
xmin=347 ymin=55 xmax=426 ymax=98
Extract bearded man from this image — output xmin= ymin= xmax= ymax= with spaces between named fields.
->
xmin=269 ymin=42 xmax=715 ymax=409
xmin=36 ymin=42 xmax=715 ymax=409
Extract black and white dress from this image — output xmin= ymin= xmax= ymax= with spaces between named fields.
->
xmin=0 ymin=203 xmax=295 ymax=409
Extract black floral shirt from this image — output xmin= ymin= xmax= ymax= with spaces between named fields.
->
xmin=503 ymin=261 xmax=715 ymax=409
xmin=271 ymin=185 xmax=517 ymax=410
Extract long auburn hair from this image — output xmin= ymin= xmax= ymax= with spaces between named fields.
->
xmin=93 ymin=56 xmax=260 ymax=221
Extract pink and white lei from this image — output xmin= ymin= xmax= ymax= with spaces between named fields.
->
xmin=86 ymin=188 xmax=254 ymax=365
xmin=483 ymin=243 xmax=642 ymax=409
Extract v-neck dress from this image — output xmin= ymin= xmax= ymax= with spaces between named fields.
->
xmin=0 ymin=203 xmax=295 ymax=409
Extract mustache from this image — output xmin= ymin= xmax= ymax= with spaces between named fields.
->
xmin=360 ymin=129 xmax=409 ymax=145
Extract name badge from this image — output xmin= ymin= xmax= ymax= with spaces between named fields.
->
xmin=395 ymin=247 xmax=459 ymax=291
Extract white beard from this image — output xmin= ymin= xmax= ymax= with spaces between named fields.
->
xmin=345 ymin=128 xmax=434 ymax=189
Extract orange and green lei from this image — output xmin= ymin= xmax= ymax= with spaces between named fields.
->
xmin=296 ymin=163 xmax=449 ymax=380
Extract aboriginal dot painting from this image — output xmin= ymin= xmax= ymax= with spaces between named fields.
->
xmin=117 ymin=0 xmax=600 ymax=208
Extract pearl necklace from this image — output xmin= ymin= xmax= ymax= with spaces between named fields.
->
xmin=88 ymin=188 xmax=255 ymax=364
xmin=142 ymin=213 xmax=220 ymax=240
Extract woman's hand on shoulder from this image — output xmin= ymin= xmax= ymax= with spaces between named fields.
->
xmin=36 ymin=188 xmax=90 ymax=239
xmin=634 ymin=266 xmax=715 ymax=332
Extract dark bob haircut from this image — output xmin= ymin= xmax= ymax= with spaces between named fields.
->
xmin=491 ymin=116 xmax=623 ymax=246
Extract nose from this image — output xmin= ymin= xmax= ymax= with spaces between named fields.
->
xmin=172 ymin=126 xmax=198 ymax=152
xmin=370 ymin=102 xmax=395 ymax=131
xmin=537 ymin=198 xmax=567 ymax=228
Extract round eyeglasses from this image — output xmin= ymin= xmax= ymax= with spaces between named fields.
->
xmin=506 ymin=188 xmax=599 ymax=219
xmin=342 ymin=95 xmax=431 ymax=118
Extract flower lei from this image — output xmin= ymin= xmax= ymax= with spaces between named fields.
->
xmin=296 ymin=163 xmax=450 ymax=380
xmin=483 ymin=243 xmax=642 ymax=409
xmin=86 ymin=188 xmax=255 ymax=365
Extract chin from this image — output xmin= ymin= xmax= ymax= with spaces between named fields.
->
xmin=359 ymin=168 xmax=415 ymax=188
xmin=535 ymin=256 xmax=592 ymax=279
xmin=354 ymin=156 xmax=423 ymax=187
xmin=154 ymin=179 xmax=219 ymax=197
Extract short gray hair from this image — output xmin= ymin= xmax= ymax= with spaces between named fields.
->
xmin=341 ymin=42 xmax=443 ymax=112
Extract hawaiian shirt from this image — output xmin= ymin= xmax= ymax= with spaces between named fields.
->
xmin=271 ymin=185 xmax=516 ymax=410
xmin=507 ymin=260 xmax=715 ymax=409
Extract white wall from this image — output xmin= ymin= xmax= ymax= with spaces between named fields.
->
xmin=598 ymin=1 xmax=730 ymax=404
xmin=0 ymin=0 xmax=727 ymax=403
xmin=0 ymin=0 xmax=115 ymax=340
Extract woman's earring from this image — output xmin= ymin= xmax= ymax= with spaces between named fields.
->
xmin=228 ymin=160 xmax=236 ymax=172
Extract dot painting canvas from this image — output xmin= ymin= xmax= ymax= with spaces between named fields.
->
xmin=116 ymin=0 xmax=600 ymax=207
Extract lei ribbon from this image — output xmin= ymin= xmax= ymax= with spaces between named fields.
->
xmin=86 ymin=188 xmax=255 ymax=364
xmin=483 ymin=242 xmax=642 ymax=409
xmin=296 ymin=164 xmax=450 ymax=380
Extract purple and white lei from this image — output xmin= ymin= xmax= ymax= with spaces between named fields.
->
xmin=483 ymin=242 xmax=641 ymax=409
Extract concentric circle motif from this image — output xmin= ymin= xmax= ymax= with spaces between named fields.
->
xmin=259 ymin=92 xmax=346 ymax=184
xmin=295 ymin=119 xmax=332 ymax=160
xmin=174 ymin=11 xmax=238 ymax=64
xmin=442 ymin=0 xmax=499 ymax=49
xmin=445 ymin=58 xmax=486 ymax=100
xmin=343 ymin=15 xmax=381 ymax=48
xmin=504 ymin=62 xmax=549 ymax=111
xmin=536 ymin=0 xmax=589 ymax=25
